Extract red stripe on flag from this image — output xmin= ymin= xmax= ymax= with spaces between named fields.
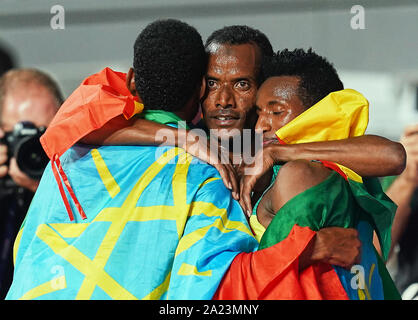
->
xmin=319 ymin=160 xmax=348 ymax=181
xmin=51 ymin=158 xmax=74 ymax=222
xmin=52 ymin=154 xmax=87 ymax=221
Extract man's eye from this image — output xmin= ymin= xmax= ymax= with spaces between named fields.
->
xmin=235 ymin=81 xmax=250 ymax=90
xmin=273 ymin=111 xmax=283 ymax=115
xmin=207 ymin=80 xmax=217 ymax=88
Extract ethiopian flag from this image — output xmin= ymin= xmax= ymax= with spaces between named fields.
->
xmin=253 ymin=89 xmax=400 ymax=300
xmin=5 ymin=68 xmax=260 ymax=300
xmin=6 ymin=129 xmax=259 ymax=300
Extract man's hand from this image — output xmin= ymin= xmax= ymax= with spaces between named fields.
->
xmin=398 ymin=124 xmax=418 ymax=186
xmin=8 ymin=157 xmax=40 ymax=192
xmin=310 ymin=227 xmax=361 ymax=269
xmin=0 ymin=146 xmax=8 ymax=179
xmin=181 ymin=130 xmax=239 ymax=200
xmin=0 ymin=129 xmax=8 ymax=178
xmin=238 ymin=143 xmax=277 ymax=216
xmin=0 ymin=128 xmax=39 ymax=192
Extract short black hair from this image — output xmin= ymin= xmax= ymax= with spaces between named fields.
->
xmin=0 ymin=46 xmax=15 ymax=77
xmin=205 ymin=25 xmax=274 ymax=58
xmin=262 ymin=48 xmax=344 ymax=108
xmin=133 ymin=19 xmax=206 ymax=111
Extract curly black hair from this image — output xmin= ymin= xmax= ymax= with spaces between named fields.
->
xmin=262 ymin=48 xmax=344 ymax=108
xmin=205 ymin=25 xmax=274 ymax=58
xmin=133 ymin=19 xmax=206 ymax=111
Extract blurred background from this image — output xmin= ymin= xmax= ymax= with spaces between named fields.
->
xmin=1 ymin=0 xmax=417 ymax=140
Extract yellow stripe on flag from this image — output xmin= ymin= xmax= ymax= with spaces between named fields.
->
xmin=336 ymin=164 xmax=363 ymax=183
xmin=91 ymin=148 xmax=121 ymax=198
xmin=141 ymin=272 xmax=171 ymax=300
xmin=13 ymin=227 xmax=24 ymax=266
xmin=49 ymin=223 xmax=90 ymax=238
xmin=249 ymin=215 xmax=265 ymax=242
xmin=178 ymin=263 xmax=212 ymax=277
xmin=19 ymin=276 xmax=67 ymax=300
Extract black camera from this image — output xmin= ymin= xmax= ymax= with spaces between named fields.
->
xmin=1 ymin=121 xmax=49 ymax=180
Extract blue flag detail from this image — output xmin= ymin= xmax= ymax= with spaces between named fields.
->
xmin=6 ymin=144 xmax=258 ymax=300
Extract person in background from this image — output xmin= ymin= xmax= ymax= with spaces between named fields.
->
xmin=0 ymin=68 xmax=62 ymax=298
xmin=381 ymin=124 xmax=418 ymax=299
xmin=0 ymin=45 xmax=15 ymax=77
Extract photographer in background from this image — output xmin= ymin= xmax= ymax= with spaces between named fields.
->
xmin=0 ymin=69 xmax=62 ymax=298
xmin=381 ymin=124 xmax=418 ymax=299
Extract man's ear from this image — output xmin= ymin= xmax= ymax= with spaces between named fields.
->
xmin=199 ymin=76 xmax=207 ymax=100
xmin=126 ymin=68 xmax=137 ymax=96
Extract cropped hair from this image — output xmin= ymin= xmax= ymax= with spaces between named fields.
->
xmin=133 ymin=19 xmax=207 ymax=111
xmin=262 ymin=48 xmax=344 ymax=108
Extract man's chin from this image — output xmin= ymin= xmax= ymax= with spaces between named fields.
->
xmin=209 ymin=126 xmax=243 ymax=138
xmin=207 ymin=121 xmax=244 ymax=137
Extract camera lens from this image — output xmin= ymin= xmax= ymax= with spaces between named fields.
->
xmin=15 ymin=135 xmax=49 ymax=179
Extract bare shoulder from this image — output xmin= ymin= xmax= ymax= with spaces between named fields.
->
xmin=256 ymin=160 xmax=333 ymax=228
xmin=270 ymin=159 xmax=332 ymax=209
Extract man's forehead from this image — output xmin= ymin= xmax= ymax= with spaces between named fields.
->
xmin=1 ymin=86 xmax=58 ymax=130
xmin=262 ymin=76 xmax=300 ymax=95
xmin=207 ymin=43 xmax=260 ymax=76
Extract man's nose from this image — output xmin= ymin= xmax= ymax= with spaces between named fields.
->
xmin=216 ymin=85 xmax=234 ymax=109
xmin=255 ymin=115 xmax=271 ymax=133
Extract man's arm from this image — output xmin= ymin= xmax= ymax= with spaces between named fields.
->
xmin=374 ymin=125 xmax=418 ymax=257
xmin=269 ymin=135 xmax=405 ymax=177
xmin=240 ymin=136 xmax=406 ymax=215
xmin=80 ymin=115 xmax=172 ymax=146
xmin=81 ymin=115 xmax=240 ymax=199
xmin=83 ymin=117 xmax=405 ymax=177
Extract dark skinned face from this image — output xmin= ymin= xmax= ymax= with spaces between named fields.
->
xmin=255 ymin=76 xmax=306 ymax=145
xmin=202 ymin=43 xmax=260 ymax=136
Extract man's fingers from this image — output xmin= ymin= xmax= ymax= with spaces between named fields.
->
xmin=238 ymin=198 xmax=248 ymax=217
xmin=215 ymin=164 xmax=232 ymax=190
xmin=227 ymin=165 xmax=239 ymax=200
xmin=403 ymin=123 xmax=418 ymax=137
xmin=401 ymin=135 xmax=418 ymax=149
xmin=214 ymin=163 xmax=240 ymax=200
xmin=0 ymin=144 xmax=7 ymax=163
xmin=0 ymin=165 xmax=8 ymax=178
xmin=240 ymin=177 xmax=254 ymax=217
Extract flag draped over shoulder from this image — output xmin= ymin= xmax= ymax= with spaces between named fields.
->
xmin=6 ymin=67 xmax=259 ymax=300
xmin=40 ymin=67 xmax=144 ymax=160
xmin=254 ymin=89 xmax=400 ymax=300
xmin=7 ymin=137 xmax=258 ymax=300
xmin=39 ymin=68 xmax=144 ymax=222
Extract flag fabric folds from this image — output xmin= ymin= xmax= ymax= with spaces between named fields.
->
xmin=39 ymin=68 xmax=144 ymax=222
xmin=7 ymin=67 xmax=260 ymax=299
xmin=7 ymin=142 xmax=258 ymax=299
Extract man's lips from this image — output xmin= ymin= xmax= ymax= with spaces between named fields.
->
xmin=210 ymin=113 xmax=240 ymax=126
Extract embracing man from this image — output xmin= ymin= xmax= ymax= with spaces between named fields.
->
xmin=217 ymin=48 xmax=401 ymax=300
